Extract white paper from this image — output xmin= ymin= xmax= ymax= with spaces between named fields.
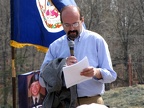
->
xmin=63 ymin=56 xmax=92 ymax=88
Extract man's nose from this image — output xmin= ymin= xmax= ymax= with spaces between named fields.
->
xmin=69 ymin=25 xmax=74 ymax=30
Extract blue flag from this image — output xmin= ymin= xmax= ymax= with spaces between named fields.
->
xmin=52 ymin=0 xmax=77 ymax=12
xmin=10 ymin=0 xmax=78 ymax=52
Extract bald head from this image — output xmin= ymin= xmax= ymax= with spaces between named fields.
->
xmin=60 ymin=5 xmax=83 ymax=23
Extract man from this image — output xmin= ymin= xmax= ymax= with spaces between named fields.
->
xmin=39 ymin=5 xmax=117 ymax=106
xmin=28 ymin=73 xmax=45 ymax=108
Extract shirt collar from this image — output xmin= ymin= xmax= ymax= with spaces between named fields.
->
xmin=32 ymin=94 xmax=40 ymax=103
xmin=78 ymin=26 xmax=85 ymax=42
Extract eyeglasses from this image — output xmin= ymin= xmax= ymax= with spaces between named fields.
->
xmin=63 ymin=22 xmax=79 ymax=28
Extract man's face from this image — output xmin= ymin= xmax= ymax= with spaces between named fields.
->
xmin=61 ymin=7 xmax=83 ymax=40
xmin=30 ymin=81 xmax=41 ymax=96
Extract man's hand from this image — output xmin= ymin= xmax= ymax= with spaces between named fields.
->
xmin=80 ymin=67 xmax=102 ymax=79
xmin=66 ymin=56 xmax=77 ymax=66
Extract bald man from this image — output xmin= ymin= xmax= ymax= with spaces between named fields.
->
xmin=39 ymin=5 xmax=117 ymax=106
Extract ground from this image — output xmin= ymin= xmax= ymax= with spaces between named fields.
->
xmin=102 ymin=84 xmax=144 ymax=108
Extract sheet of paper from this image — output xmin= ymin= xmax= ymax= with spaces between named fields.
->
xmin=63 ymin=56 xmax=92 ymax=88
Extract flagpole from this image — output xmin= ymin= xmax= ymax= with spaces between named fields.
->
xmin=11 ymin=46 xmax=16 ymax=108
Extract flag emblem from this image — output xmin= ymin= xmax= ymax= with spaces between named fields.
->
xmin=36 ymin=0 xmax=63 ymax=32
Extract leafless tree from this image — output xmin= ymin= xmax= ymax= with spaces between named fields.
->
xmin=0 ymin=0 xmax=12 ymax=107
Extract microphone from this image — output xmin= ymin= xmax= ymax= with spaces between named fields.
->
xmin=68 ymin=40 xmax=75 ymax=56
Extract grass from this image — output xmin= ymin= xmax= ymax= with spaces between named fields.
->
xmin=102 ymin=84 xmax=144 ymax=108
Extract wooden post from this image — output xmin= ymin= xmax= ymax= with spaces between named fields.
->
xmin=11 ymin=47 xmax=16 ymax=108
xmin=128 ymin=54 xmax=133 ymax=86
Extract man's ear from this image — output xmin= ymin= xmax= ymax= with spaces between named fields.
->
xmin=81 ymin=17 xmax=84 ymax=22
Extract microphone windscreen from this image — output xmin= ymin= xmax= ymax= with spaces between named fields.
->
xmin=68 ymin=40 xmax=75 ymax=56
xmin=68 ymin=40 xmax=74 ymax=49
